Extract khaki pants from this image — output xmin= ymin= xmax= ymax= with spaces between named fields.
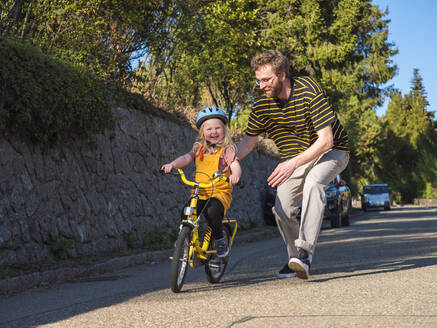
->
xmin=272 ymin=150 xmax=349 ymax=258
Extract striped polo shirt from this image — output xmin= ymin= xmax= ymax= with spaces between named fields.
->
xmin=246 ymin=76 xmax=349 ymax=160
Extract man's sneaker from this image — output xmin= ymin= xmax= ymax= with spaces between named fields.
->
xmin=277 ymin=264 xmax=296 ymax=278
xmin=288 ymin=248 xmax=311 ymax=280
xmin=215 ymin=238 xmax=229 ymax=258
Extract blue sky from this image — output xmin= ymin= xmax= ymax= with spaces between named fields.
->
xmin=372 ymin=0 xmax=437 ymax=116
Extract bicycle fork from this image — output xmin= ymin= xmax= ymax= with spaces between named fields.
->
xmin=188 ymin=224 xmax=212 ymax=268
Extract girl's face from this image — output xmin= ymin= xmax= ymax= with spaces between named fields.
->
xmin=202 ymin=118 xmax=225 ymax=144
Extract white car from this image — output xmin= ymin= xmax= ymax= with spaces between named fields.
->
xmin=361 ymin=184 xmax=391 ymax=211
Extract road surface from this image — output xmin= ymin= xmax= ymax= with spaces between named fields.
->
xmin=1 ymin=206 xmax=437 ymax=327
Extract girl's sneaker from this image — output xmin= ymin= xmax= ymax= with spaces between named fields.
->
xmin=215 ymin=238 xmax=229 ymax=257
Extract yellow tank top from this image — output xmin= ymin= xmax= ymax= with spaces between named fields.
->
xmin=195 ymin=146 xmax=232 ymax=212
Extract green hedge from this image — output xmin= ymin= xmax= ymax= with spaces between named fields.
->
xmin=0 ymin=37 xmax=114 ymax=144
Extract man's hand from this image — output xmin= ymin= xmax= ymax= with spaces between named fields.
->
xmin=267 ymin=158 xmax=298 ymax=187
xmin=267 ymin=125 xmax=334 ymax=187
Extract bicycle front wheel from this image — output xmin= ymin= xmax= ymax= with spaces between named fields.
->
xmin=170 ymin=226 xmax=192 ymax=293
xmin=205 ymin=225 xmax=231 ymax=283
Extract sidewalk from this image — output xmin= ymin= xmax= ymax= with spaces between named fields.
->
xmin=0 ymin=226 xmax=280 ymax=296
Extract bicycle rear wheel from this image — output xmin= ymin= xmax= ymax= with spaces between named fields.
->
xmin=205 ymin=224 xmax=231 ymax=283
xmin=170 ymin=226 xmax=192 ymax=293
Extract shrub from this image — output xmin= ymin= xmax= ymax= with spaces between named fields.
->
xmin=49 ymin=234 xmax=75 ymax=259
xmin=0 ymin=37 xmax=114 ymax=144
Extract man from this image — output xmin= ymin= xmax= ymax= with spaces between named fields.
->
xmin=237 ymin=50 xmax=349 ymax=279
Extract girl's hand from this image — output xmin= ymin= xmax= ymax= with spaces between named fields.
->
xmin=228 ymin=174 xmax=240 ymax=185
xmin=229 ymin=161 xmax=242 ymax=186
xmin=161 ymin=163 xmax=174 ymax=173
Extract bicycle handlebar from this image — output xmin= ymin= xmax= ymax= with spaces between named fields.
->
xmin=160 ymin=168 xmax=244 ymax=189
xmin=177 ymin=169 xmax=225 ymax=189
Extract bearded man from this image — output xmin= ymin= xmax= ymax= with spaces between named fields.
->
xmin=236 ymin=49 xmax=349 ymax=279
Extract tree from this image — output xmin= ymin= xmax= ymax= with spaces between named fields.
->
xmin=2 ymin=0 xmax=405 ymax=197
xmin=411 ymin=68 xmax=429 ymax=107
xmin=378 ymin=92 xmax=419 ymax=202
xmin=1 ymin=0 xmax=175 ymax=81
xmin=379 ymin=69 xmax=436 ymax=202
xmin=136 ymin=0 xmax=261 ymax=123
xmin=256 ymin=0 xmax=397 ymax=187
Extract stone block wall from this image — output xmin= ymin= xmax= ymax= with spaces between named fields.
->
xmin=0 ymin=106 xmax=277 ymax=269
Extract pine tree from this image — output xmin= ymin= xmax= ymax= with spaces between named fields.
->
xmin=411 ymin=68 xmax=429 ymax=108
xmin=256 ymin=0 xmax=397 ymax=190
xmin=379 ymin=69 xmax=436 ymax=202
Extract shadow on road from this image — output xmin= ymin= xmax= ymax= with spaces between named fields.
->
xmin=2 ymin=206 xmax=436 ymax=327
xmin=311 ymin=206 xmax=437 ymax=282
xmin=181 ymin=274 xmax=278 ymax=294
xmin=311 ymin=256 xmax=437 ymax=283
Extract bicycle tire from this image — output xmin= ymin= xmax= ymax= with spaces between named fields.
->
xmin=205 ymin=224 xmax=231 ymax=283
xmin=170 ymin=226 xmax=192 ymax=293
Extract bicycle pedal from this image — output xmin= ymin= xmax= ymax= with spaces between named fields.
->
xmin=208 ymin=260 xmax=223 ymax=271
xmin=209 ymin=264 xmax=221 ymax=272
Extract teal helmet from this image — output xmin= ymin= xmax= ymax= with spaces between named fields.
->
xmin=195 ymin=106 xmax=228 ymax=129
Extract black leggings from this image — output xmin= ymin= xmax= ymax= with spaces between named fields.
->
xmin=182 ymin=198 xmax=225 ymax=240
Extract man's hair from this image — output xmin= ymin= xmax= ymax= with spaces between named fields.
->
xmin=250 ymin=49 xmax=290 ymax=77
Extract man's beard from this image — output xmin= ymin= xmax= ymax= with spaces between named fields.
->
xmin=264 ymin=79 xmax=283 ymax=98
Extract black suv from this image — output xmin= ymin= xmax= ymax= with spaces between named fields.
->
xmin=262 ymin=175 xmax=352 ymax=228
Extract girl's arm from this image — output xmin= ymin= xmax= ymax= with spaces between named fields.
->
xmin=161 ymin=153 xmax=194 ymax=173
xmin=229 ymin=161 xmax=242 ymax=185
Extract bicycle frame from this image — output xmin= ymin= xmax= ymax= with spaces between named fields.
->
xmin=177 ymin=169 xmax=238 ymax=268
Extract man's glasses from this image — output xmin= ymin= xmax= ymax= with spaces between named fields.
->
xmin=255 ymin=75 xmax=276 ymax=86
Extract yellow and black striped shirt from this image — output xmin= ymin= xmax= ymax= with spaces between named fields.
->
xmin=246 ymin=76 xmax=349 ymax=160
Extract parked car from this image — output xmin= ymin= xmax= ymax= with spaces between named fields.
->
xmin=262 ymin=175 xmax=352 ymax=228
xmin=324 ymin=175 xmax=352 ymax=228
xmin=361 ymin=183 xmax=391 ymax=211
xmin=262 ymin=186 xmax=277 ymax=226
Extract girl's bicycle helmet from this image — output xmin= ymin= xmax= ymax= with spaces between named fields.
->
xmin=195 ymin=106 xmax=228 ymax=129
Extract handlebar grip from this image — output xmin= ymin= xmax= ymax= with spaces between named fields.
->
xmin=159 ymin=168 xmax=180 ymax=176
xmin=226 ymin=177 xmax=245 ymax=189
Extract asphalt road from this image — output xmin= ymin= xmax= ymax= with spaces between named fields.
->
xmin=1 ymin=206 xmax=437 ymax=327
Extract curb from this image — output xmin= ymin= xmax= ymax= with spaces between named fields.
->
xmin=0 ymin=228 xmax=280 ymax=296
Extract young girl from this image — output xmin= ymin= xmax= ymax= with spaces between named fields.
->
xmin=161 ymin=106 xmax=242 ymax=257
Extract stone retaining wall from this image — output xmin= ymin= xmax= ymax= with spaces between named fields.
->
xmin=413 ymin=199 xmax=437 ymax=206
xmin=0 ymin=106 xmax=277 ymax=269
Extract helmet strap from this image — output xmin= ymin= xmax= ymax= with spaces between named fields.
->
xmin=199 ymin=145 xmax=204 ymax=161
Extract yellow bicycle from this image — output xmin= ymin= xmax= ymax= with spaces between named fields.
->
xmin=166 ymin=169 xmax=238 ymax=293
